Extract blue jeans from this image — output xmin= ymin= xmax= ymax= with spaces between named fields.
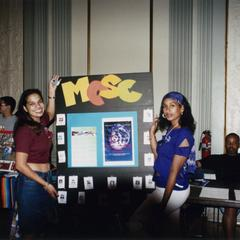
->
xmin=16 ymin=171 xmax=57 ymax=236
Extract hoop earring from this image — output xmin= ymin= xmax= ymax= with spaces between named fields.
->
xmin=162 ymin=113 xmax=166 ymax=118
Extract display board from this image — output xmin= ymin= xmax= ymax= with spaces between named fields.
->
xmin=55 ymin=72 xmax=155 ymax=208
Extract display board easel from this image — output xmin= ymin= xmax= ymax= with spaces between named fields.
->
xmin=55 ymin=72 xmax=155 ymax=221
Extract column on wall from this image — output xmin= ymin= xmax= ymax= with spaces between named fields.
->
xmin=49 ymin=0 xmax=71 ymax=166
xmin=226 ymin=0 xmax=240 ymax=135
xmin=0 ymin=0 xmax=23 ymax=104
xmin=51 ymin=0 xmax=71 ymax=76
xmin=169 ymin=0 xmax=193 ymax=100
xmin=23 ymin=0 xmax=71 ymax=100
xmin=23 ymin=0 xmax=48 ymax=99
xmin=192 ymin=0 xmax=213 ymax=158
xmin=210 ymin=0 xmax=226 ymax=153
xmin=169 ymin=0 xmax=217 ymax=158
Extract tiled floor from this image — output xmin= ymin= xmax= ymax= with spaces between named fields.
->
xmin=2 ymin=208 xmax=240 ymax=239
xmin=183 ymin=217 xmax=240 ymax=239
xmin=41 ymin=219 xmax=240 ymax=239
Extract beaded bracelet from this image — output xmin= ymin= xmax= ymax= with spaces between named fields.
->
xmin=48 ymin=96 xmax=55 ymax=99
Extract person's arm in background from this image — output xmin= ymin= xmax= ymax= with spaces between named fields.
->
xmin=46 ymin=74 xmax=61 ymax=122
xmin=196 ymin=155 xmax=219 ymax=170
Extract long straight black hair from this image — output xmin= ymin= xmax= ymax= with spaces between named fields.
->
xmin=14 ymin=89 xmax=45 ymax=135
xmin=158 ymin=92 xmax=196 ymax=134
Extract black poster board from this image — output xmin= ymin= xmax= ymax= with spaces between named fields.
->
xmin=55 ymin=72 xmax=154 ymax=214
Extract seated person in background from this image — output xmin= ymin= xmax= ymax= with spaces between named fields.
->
xmin=197 ymin=133 xmax=240 ymax=240
xmin=0 ymin=96 xmax=17 ymax=131
xmin=0 ymin=97 xmax=17 ymax=236
xmin=0 ymin=96 xmax=17 ymax=160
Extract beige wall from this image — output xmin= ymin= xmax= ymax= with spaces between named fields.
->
xmin=69 ymin=0 xmax=227 ymax=154
xmin=70 ymin=0 xmax=169 ymax=117
xmin=2 ymin=0 xmax=240 ymax=154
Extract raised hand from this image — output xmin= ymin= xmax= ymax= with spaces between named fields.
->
xmin=49 ymin=74 xmax=61 ymax=91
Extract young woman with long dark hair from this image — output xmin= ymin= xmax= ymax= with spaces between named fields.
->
xmin=128 ymin=91 xmax=195 ymax=237
xmin=14 ymin=75 xmax=60 ymax=239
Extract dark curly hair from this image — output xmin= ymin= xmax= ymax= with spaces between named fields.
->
xmin=14 ymin=89 xmax=45 ymax=135
xmin=158 ymin=91 xmax=196 ymax=134
xmin=0 ymin=96 xmax=16 ymax=113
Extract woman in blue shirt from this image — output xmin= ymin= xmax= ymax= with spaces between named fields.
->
xmin=128 ymin=91 xmax=195 ymax=237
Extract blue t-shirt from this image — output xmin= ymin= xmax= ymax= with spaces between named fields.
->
xmin=153 ymin=127 xmax=194 ymax=190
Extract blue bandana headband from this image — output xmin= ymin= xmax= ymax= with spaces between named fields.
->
xmin=162 ymin=91 xmax=184 ymax=105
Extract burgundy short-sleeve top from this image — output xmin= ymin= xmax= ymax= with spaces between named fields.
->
xmin=14 ymin=113 xmax=53 ymax=164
